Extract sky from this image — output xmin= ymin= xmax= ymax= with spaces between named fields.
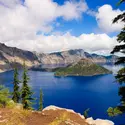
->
xmin=0 ymin=0 xmax=124 ymax=55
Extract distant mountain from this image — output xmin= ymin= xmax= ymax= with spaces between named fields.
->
xmin=0 ymin=43 xmax=39 ymax=72
xmin=54 ymin=58 xmax=112 ymax=76
xmin=0 ymin=43 xmax=118 ymax=72
xmin=35 ymin=49 xmax=118 ymax=70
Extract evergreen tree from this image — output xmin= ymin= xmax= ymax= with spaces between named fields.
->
xmin=21 ymin=63 xmax=34 ymax=109
xmin=107 ymin=0 xmax=125 ymax=119
xmin=38 ymin=89 xmax=43 ymax=111
xmin=12 ymin=68 xmax=20 ymax=103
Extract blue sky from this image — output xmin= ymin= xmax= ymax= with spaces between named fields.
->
xmin=20 ymin=0 xmax=124 ymax=36
xmin=53 ymin=0 xmax=124 ymax=36
xmin=0 ymin=0 xmax=124 ymax=55
xmin=54 ymin=0 xmax=125 ymax=9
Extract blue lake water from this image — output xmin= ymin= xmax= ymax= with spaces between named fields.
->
xmin=0 ymin=69 xmax=124 ymax=124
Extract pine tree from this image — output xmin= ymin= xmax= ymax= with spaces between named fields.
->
xmin=12 ymin=68 xmax=20 ymax=103
xmin=21 ymin=63 xmax=34 ymax=109
xmin=107 ymin=0 xmax=125 ymax=118
xmin=38 ymin=89 xmax=43 ymax=111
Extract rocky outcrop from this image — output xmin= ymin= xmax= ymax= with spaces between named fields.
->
xmin=43 ymin=106 xmax=114 ymax=125
xmin=34 ymin=49 xmax=118 ymax=70
xmin=0 ymin=43 xmax=117 ymax=72
xmin=40 ymin=49 xmax=117 ymax=65
xmin=0 ymin=43 xmax=39 ymax=72
xmin=86 ymin=117 xmax=114 ymax=125
xmin=0 ymin=105 xmax=114 ymax=125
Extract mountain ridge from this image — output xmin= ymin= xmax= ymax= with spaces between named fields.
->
xmin=0 ymin=43 xmax=118 ymax=72
xmin=0 ymin=43 xmax=39 ymax=72
xmin=35 ymin=49 xmax=117 ymax=70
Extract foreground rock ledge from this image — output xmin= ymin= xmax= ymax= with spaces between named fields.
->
xmin=0 ymin=105 xmax=114 ymax=125
xmin=43 ymin=106 xmax=114 ymax=125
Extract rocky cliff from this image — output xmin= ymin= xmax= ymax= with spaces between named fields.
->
xmin=0 ymin=105 xmax=114 ymax=125
xmin=0 ymin=43 xmax=39 ymax=72
xmin=34 ymin=49 xmax=117 ymax=70
xmin=0 ymin=43 xmax=117 ymax=72
xmin=37 ymin=49 xmax=117 ymax=66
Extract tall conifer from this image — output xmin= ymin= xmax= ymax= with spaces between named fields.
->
xmin=21 ymin=63 xmax=34 ymax=109
xmin=12 ymin=68 xmax=20 ymax=103
xmin=38 ymin=89 xmax=43 ymax=111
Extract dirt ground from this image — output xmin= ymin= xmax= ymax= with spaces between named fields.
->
xmin=0 ymin=108 xmax=89 ymax=125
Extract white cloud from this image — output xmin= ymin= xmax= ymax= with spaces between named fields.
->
xmin=0 ymin=0 xmax=21 ymax=8
xmin=4 ymin=33 xmax=117 ymax=55
xmin=56 ymin=0 xmax=88 ymax=20
xmin=96 ymin=4 xmax=124 ymax=33
xmin=0 ymin=0 xmax=88 ymax=42
xmin=0 ymin=1 xmax=119 ymax=55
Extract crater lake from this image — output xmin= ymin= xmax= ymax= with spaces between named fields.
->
xmin=0 ymin=65 xmax=124 ymax=124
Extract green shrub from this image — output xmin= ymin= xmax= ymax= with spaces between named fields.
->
xmin=83 ymin=108 xmax=90 ymax=119
xmin=107 ymin=107 xmax=122 ymax=117
xmin=0 ymin=85 xmax=11 ymax=107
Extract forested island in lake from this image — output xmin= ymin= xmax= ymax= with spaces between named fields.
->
xmin=54 ymin=58 xmax=112 ymax=76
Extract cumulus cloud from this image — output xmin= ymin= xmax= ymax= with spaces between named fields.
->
xmin=0 ymin=0 xmax=88 ymax=42
xmin=0 ymin=1 xmax=119 ymax=55
xmin=56 ymin=0 xmax=88 ymax=20
xmin=0 ymin=0 xmax=21 ymax=8
xmin=4 ymin=33 xmax=117 ymax=55
xmin=96 ymin=4 xmax=124 ymax=33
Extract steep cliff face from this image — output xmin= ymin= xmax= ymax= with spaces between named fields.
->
xmin=0 ymin=43 xmax=117 ymax=72
xmin=41 ymin=49 xmax=86 ymax=65
xmin=35 ymin=49 xmax=118 ymax=69
xmin=0 ymin=43 xmax=39 ymax=72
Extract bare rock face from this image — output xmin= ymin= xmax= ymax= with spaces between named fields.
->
xmin=42 ymin=106 xmax=114 ymax=125
xmin=35 ymin=49 xmax=118 ymax=70
xmin=42 ymin=105 xmax=88 ymax=125
xmin=0 ymin=105 xmax=114 ymax=125
xmin=38 ymin=49 xmax=86 ymax=66
xmin=0 ymin=43 xmax=117 ymax=72
xmin=86 ymin=117 xmax=114 ymax=125
xmin=0 ymin=43 xmax=39 ymax=72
